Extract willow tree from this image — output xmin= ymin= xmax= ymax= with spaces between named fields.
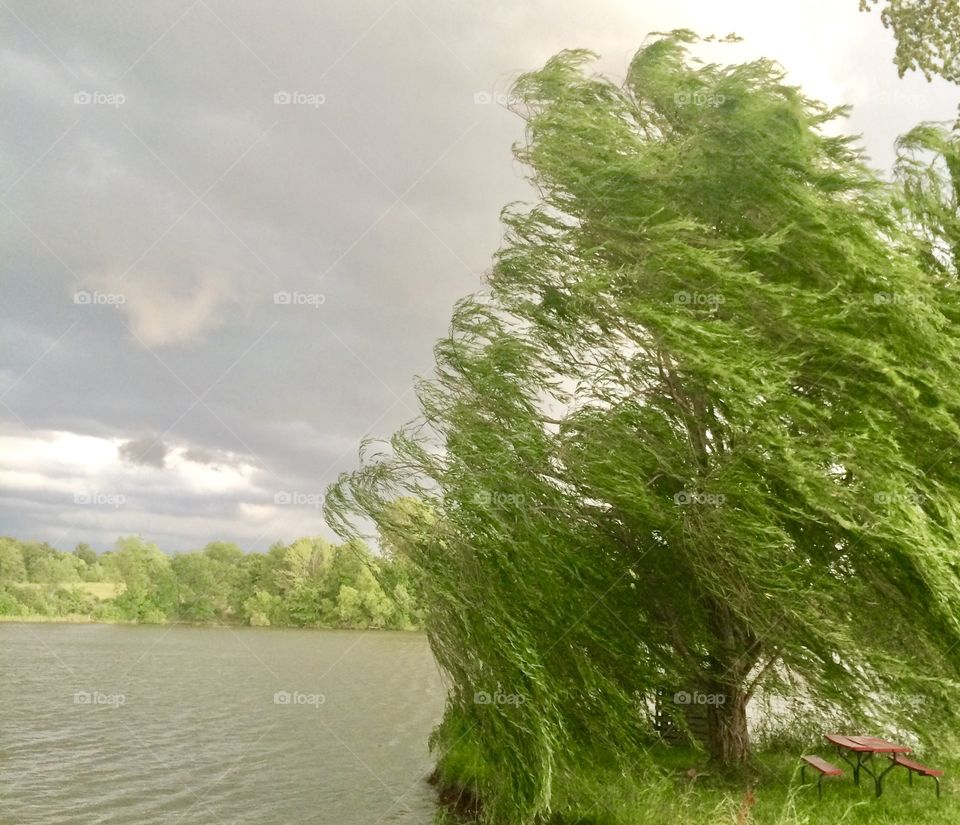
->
xmin=860 ymin=0 xmax=960 ymax=83
xmin=327 ymin=31 xmax=960 ymax=822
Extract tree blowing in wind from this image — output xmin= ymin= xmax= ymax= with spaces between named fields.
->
xmin=326 ymin=30 xmax=960 ymax=823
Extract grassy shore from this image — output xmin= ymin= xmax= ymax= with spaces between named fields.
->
xmin=0 ymin=613 xmax=120 ymax=624
xmin=0 ymin=614 xmax=421 ymax=631
xmin=434 ymin=739 xmax=956 ymax=824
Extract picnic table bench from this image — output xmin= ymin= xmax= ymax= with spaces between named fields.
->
xmin=825 ymin=734 xmax=943 ymax=798
xmin=885 ymin=754 xmax=944 ymax=798
xmin=800 ymin=754 xmax=842 ymax=798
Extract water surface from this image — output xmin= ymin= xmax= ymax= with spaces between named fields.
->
xmin=0 ymin=624 xmax=445 ymax=824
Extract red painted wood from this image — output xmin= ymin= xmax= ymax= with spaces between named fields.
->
xmin=847 ymin=736 xmax=910 ymax=753
xmin=826 ymin=734 xmax=871 ymax=751
xmin=893 ymin=754 xmax=944 ymax=777
xmin=826 ymin=734 xmax=910 ymax=753
xmin=802 ymin=755 xmax=843 ymax=776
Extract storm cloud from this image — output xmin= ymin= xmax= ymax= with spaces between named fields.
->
xmin=1 ymin=0 xmax=956 ymax=551
xmin=118 ymin=436 xmax=169 ymax=468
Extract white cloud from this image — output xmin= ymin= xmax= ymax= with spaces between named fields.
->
xmin=87 ymin=267 xmax=237 ymax=347
xmin=0 ymin=425 xmax=343 ymax=549
xmin=0 ymin=429 xmax=254 ymax=492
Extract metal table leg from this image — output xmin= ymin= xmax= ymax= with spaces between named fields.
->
xmin=834 ymin=746 xmax=860 ymax=785
xmin=876 ymin=756 xmax=900 ymax=798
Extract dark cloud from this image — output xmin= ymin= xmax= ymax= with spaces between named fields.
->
xmin=182 ymin=446 xmax=227 ymax=465
xmin=118 ymin=436 xmax=169 ymax=468
xmin=1 ymin=0 xmax=956 ymax=551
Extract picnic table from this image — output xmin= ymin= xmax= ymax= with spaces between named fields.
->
xmin=825 ymin=734 xmax=911 ymax=796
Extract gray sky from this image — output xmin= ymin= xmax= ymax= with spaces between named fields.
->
xmin=2 ymin=0 xmax=957 ymax=552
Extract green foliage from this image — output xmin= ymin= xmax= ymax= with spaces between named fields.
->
xmin=30 ymin=554 xmax=82 ymax=585
xmin=327 ymin=32 xmax=960 ymax=823
xmin=0 ymin=534 xmax=422 ymax=630
xmin=243 ymin=589 xmax=279 ymax=626
xmin=860 ymin=0 xmax=960 ymax=83
xmin=0 ymin=538 xmax=26 ymax=582
xmin=0 ymin=583 xmax=99 ymax=618
xmin=0 ymin=588 xmax=25 ymax=616
xmin=73 ymin=543 xmax=97 ymax=566
xmin=18 ymin=540 xmax=60 ymax=582
xmin=169 ymin=542 xmax=247 ymax=621
xmin=895 ymin=121 xmax=960 ymax=280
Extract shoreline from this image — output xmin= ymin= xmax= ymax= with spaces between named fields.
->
xmin=0 ymin=614 xmax=422 ymax=631
xmin=428 ymin=769 xmax=482 ymax=822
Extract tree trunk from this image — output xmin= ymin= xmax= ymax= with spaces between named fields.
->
xmin=702 ymin=598 xmax=757 ymax=769
xmin=705 ymin=683 xmax=750 ymax=768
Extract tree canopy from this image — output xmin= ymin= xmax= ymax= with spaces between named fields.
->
xmin=860 ymin=0 xmax=960 ymax=83
xmin=326 ymin=30 xmax=960 ymax=823
xmin=0 ymin=534 xmax=423 ymax=629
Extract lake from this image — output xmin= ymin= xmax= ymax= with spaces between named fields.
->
xmin=0 ymin=624 xmax=446 ymax=824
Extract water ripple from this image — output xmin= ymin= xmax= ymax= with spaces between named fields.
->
xmin=0 ymin=625 xmax=444 ymax=824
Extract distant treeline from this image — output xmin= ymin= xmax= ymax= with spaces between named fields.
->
xmin=0 ymin=535 xmax=423 ymax=629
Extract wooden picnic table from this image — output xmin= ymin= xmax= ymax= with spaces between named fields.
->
xmin=825 ymin=734 xmax=911 ymax=796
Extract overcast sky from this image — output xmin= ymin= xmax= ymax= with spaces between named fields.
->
xmin=2 ymin=0 xmax=957 ymax=553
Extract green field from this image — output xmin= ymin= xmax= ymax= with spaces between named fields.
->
xmin=13 ymin=581 xmax=121 ymax=598
xmin=73 ymin=581 xmax=121 ymax=599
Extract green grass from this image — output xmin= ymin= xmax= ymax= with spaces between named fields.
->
xmin=434 ymin=739 xmax=958 ymax=824
xmin=75 ymin=581 xmax=122 ymax=599
xmin=0 ymin=613 xmax=107 ymax=623
xmin=15 ymin=581 xmax=122 ymax=598
xmin=0 ymin=613 xmax=135 ymax=624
